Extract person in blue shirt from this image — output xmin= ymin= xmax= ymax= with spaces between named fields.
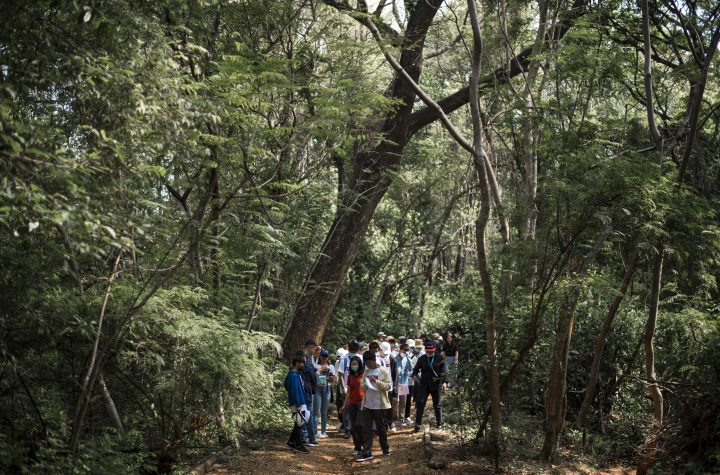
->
xmin=394 ymin=343 xmax=414 ymax=425
xmin=284 ymin=354 xmax=310 ymax=453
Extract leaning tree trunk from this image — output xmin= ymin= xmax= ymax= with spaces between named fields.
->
xmin=575 ymin=251 xmax=637 ymax=429
xmin=282 ymin=0 xmax=448 ymax=356
xmin=99 ymin=374 xmax=124 ymax=434
xmin=282 ymin=149 xmax=402 ymax=354
xmin=541 ymin=225 xmax=611 ymax=460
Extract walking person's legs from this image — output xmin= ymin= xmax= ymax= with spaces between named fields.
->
xmin=414 ymin=384 xmax=429 ymax=429
xmin=397 ymin=394 xmax=407 ymax=423
xmin=389 ymin=396 xmax=398 ymax=429
xmin=344 ymin=403 xmax=352 ymax=436
xmin=360 ymin=409 xmax=375 ymax=458
xmin=430 ymin=385 xmax=443 ymax=427
xmin=320 ymin=387 xmax=330 ymax=434
xmin=304 ymin=393 xmax=318 ymax=443
xmin=335 ymin=386 xmax=344 ymax=429
xmin=372 ymin=409 xmax=390 ymax=454
xmin=312 ymin=392 xmax=322 ymax=435
xmin=348 ymin=404 xmax=364 ymax=452
xmin=445 ymin=356 xmax=457 ymax=388
xmin=405 ymin=387 xmax=413 ymax=419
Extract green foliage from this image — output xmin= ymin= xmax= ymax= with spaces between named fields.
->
xmin=1 ymin=0 xmax=720 ymax=472
xmin=120 ymin=286 xmax=282 ymax=449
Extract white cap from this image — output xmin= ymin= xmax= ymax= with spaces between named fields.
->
xmin=380 ymin=342 xmax=392 ymax=355
xmin=406 ymin=339 xmax=415 ymax=347
xmin=336 ymin=348 xmax=348 ymax=358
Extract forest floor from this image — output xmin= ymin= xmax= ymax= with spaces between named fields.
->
xmin=204 ymin=417 xmax=637 ymax=475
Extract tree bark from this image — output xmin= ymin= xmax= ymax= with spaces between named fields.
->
xmin=678 ymin=23 xmax=720 ymax=182
xmin=282 ymin=0 xmax=445 ymax=356
xmin=519 ymin=0 xmax=548 ymax=241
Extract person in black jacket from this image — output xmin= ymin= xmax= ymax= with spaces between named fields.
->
xmin=300 ymin=343 xmax=319 ymax=446
xmin=412 ymin=340 xmax=447 ymax=431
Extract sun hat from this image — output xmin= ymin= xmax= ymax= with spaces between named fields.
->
xmin=380 ymin=342 xmax=392 ymax=355
xmin=414 ymin=339 xmax=424 ymax=348
xmin=406 ymin=339 xmax=415 ymax=347
xmin=432 ymin=332 xmax=441 ymax=340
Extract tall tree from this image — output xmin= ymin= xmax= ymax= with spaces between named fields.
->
xmin=282 ymin=0 xmax=589 ymax=355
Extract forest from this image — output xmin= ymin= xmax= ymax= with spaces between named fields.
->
xmin=1 ymin=0 xmax=719 ymax=473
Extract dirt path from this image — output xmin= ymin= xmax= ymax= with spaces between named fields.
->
xmin=208 ymin=422 xmax=487 ymax=475
xmin=206 ymin=418 xmax=637 ymax=475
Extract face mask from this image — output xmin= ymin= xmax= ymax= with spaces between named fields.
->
xmin=350 ymin=365 xmax=359 ymax=373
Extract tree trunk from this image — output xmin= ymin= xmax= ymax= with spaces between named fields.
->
xmin=467 ymin=0 xmax=501 ymax=463
xmin=282 ymin=0 xmax=445 ymax=355
xmin=246 ymin=258 xmax=267 ymax=331
xmin=643 ymin=248 xmax=664 ymax=426
xmin=99 ymin=375 xmax=124 ymax=433
xmin=70 ymin=253 xmax=122 ymax=454
xmin=282 ymin=147 xmax=403 ymax=354
xmin=540 ymin=222 xmax=612 ymax=460
xmin=637 ymin=249 xmax=664 ymax=475
xmin=575 ymin=252 xmax=637 ymax=429
xmin=541 ymin=285 xmax=581 ymax=460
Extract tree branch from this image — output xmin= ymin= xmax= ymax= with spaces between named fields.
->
xmin=321 ymin=0 xmax=403 ymax=45
xmin=408 ymin=0 xmax=589 ymax=134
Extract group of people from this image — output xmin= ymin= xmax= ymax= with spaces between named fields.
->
xmin=284 ymin=332 xmax=460 ymax=462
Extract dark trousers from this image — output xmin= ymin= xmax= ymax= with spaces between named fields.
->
xmin=347 ymin=403 xmax=364 ymax=451
xmin=415 ymin=383 xmax=442 ymax=427
xmin=288 ymin=421 xmax=305 ymax=446
xmin=361 ymin=408 xmax=389 ymax=455
xmin=336 ymin=386 xmax=345 ymax=424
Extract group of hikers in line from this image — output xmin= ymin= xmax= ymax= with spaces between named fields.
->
xmin=284 ymin=332 xmax=460 ymax=462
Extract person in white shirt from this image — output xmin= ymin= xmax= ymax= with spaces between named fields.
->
xmin=356 ymin=351 xmax=392 ymax=462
